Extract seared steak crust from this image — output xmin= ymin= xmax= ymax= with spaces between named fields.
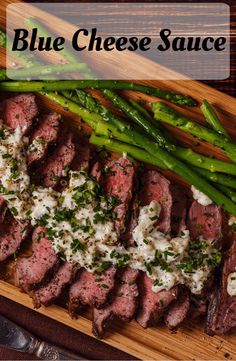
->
xmin=0 ymin=212 xmax=30 ymax=262
xmin=28 ymin=112 xmax=60 ymax=166
xmin=36 ymin=132 xmax=75 ymax=188
xmin=139 ymin=170 xmax=172 ymax=234
xmin=206 ymin=239 xmax=236 ymax=335
xmin=171 ymin=184 xmax=187 ymax=236
xmin=0 ymin=197 xmax=7 ymax=224
xmin=15 ymin=227 xmax=58 ymax=292
xmin=32 ymin=262 xmax=74 ymax=308
xmin=69 ymin=267 xmax=117 ymax=316
xmin=103 ymin=157 xmax=135 ymax=236
xmin=164 ymin=286 xmax=190 ymax=329
xmin=92 ymin=267 xmax=139 ymax=337
xmin=136 ymin=272 xmax=177 ymax=328
xmin=0 ymin=94 xmax=38 ymax=134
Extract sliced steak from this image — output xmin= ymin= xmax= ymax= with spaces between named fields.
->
xmin=0 ymin=212 xmax=30 ymax=262
xmin=27 ymin=112 xmax=60 ymax=166
xmin=139 ymin=170 xmax=172 ymax=234
xmin=164 ymin=286 xmax=190 ymax=329
xmin=15 ymin=227 xmax=58 ymax=292
xmin=171 ymin=184 xmax=187 ymax=236
xmin=136 ymin=272 xmax=177 ymax=328
xmin=189 ymin=294 xmax=208 ymax=319
xmin=206 ymin=239 xmax=236 ymax=335
xmin=71 ymin=141 xmax=91 ymax=172
xmin=90 ymin=161 xmax=102 ymax=182
xmin=187 ymin=201 xmax=222 ymax=242
xmin=68 ymin=266 xmax=117 ymax=316
xmin=103 ymin=157 xmax=135 ymax=236
xmin=36 ymin=132 xmax=75 ymax=188
xmin=92 ymin=267 xmax=139 ymax=337
xmin=0 ymin=197 xmax=7 ymax=223
xmin=32 ymin=262 xmax=74 ymax=308
xmin=0 ymin=94 xmax=38 ymax=134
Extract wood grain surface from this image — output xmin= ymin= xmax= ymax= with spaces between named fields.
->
xmin=0 ymin=1 xmax=236 ymax=360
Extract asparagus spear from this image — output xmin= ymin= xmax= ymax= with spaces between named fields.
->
xmin=44 ymin=92 xmax=236 ymax=215
xmin=216 ymin=184 xmax=236 ymax=203
xmin=0 ymin=79 xmax=197 ymax=106
xmin=153 ymin=102 xmax=236 ymax=163
xmin=63 ymin=89 xmax=236 ymax=176
xmin=90 ymin=134 xmax=236 ymax=203
xmin=128 ymin=99 xmax=153 ymax=120
xmin=0 ymin=28 xmax=6 ymax=47
xmin=0 ymin=63 xmax=89 ymax=81
xmin=201 ymin=99 xmax=230 ymax=139
xmin=26 ymin=18 xmax=94 ymax=80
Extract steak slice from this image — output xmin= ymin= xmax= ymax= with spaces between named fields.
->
xmin=139 ymin=170 xmax=172 ymax=234
xmin=32 ymin=262 xmax=74 ymax=308
xmin=187 ymin=201 xmax=222 ymax=242
xmin=0 ymin=212 xmax=30 ymax=262
xmin=136 ymin=272 xmax=177 ymax=328
xmin=92 ymin=267 xmax=139 ymax=337
xmin=164 ymin=286 xmax=190 ymax=329
xmin=0 ymin=94 xmax=38 ymax=134
xmin=71 ymin=141 xmax=91 ymax=172
xmin=27 ymin=112 xmax=60 ymax=166
xmin=68 ymin=266 xmax=117 ymax=316
xmin=206 ymin=239 xmax=236 ymax=335
xmin=0 ymin=197 xmax=7 ymax=223
xmin=36 ymin=132 xmax=75 ymax=188
xmin=171 ymin=184 xmax=187 ymax=236
xmin=15 ymin=227 xmax=58 ymax=292
xmin=103 ymin=157 xmax=135 ymax=236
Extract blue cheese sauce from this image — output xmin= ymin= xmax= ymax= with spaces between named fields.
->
xmin=0 ymin=122 xmax=222 ymax=293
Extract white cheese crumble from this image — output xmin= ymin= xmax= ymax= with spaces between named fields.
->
xmin=30 ymin=171 xmax=127 ymax=272
xmin=0 ymin=122 xmax=222 ymax=293
xmin=130 ymin=201 xmax=220 ymax=294
xmin=0 ymin=123 xmax=30 ymax=219
xmin=227 ymin=272 xmax=236 ymax=296
xmin=191 ymin=186 xmax=213 ymax=206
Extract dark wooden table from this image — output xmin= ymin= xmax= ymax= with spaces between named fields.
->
xmin=0 ymin=1 xmax=235 ymax=360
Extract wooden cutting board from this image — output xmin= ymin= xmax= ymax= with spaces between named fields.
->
xmin=1 ymin=1 xmax=236 ymax=360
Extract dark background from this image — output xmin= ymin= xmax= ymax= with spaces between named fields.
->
xmin=0 ymin=1 xmax=235 ymax=360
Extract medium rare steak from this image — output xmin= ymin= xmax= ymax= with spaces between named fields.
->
xmin=139 ymin=170 xmax=172 ymax=234
xmin=32 ymin=262 xmax=74 ymax=308
xmin=27 ymin=112 xmax=60 ymax=166
xmin=0 ymin=212 xmax=30 ymax=262
xmin=0 ymin=94 xmax=38 ymax=134
xmin=187 ymin=201 xmax=222 ymax=242
xmin=171 ymin=184 xmax=187 ymax=236
xmin=68 ymin=266 xmax=117 ymax=315
xmin=103 ymin=157 xmax=135 ymax=236
xmin=71 ymin=141 xmax=91 ymax=172
xmin=92 ymin=267 xmax=139 ymax=337
xmin=15 ymin=227 xmax=58 ymax=292
xmin=206 ymin=239 xmax=236 ymax=335
xmin=164 ymin=286 xmax=190 ymax=329
xmin=0 ymin=197 xmax=7 ymax=223
xmin=136 ymin=272 xmax=177 ymax=328
xmin=36 ymin=132 xmax=75 ymax=188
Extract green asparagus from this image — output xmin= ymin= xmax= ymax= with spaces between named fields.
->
xmin=44 ymin=92 xmax=236 ymax=215
xmin=63 ymin=89 xmax=236 ymax=176
xmin=201 ymin=99 xmax=230 ymax=139
xmin=153 ymin=101 xmax=236 ymax=163
xmin=90 ymin=134 xmax=236 ymax=204
xmin=0 ymin=79 xmax=196 ymax=106
xmin=26 ymin=18 xmax=94 ymax=80
xmin=0 ymin=28 xmax=6 ymax=47
xmin=0 ymin=63 xmax=89 ymax=81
